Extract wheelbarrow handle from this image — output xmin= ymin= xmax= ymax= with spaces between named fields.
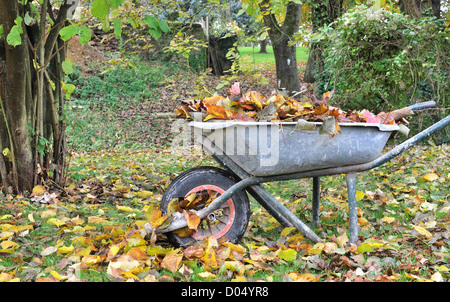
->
xmin=408 ymin=101 xmax=436 ymax=111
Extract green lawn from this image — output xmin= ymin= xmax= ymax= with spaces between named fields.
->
xmin=238 ymin=46 xmax=310 ymax=65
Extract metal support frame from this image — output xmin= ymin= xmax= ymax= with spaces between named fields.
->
xmin=311 ymin=176 xmax=320 ymax=229
xmin=346 ymin=172 xmax=358 ymax=244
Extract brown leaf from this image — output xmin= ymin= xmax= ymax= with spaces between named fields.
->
xmin=161 ymin=252 xmax=183 ymax=273
xmin=183 ymin=210 xmax=201 ymax=231
xmin=184 ymin=245 xmax=205 ymax=259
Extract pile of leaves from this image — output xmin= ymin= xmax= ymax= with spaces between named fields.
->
xmin=176 ymin=82 xmax=415 ymax=137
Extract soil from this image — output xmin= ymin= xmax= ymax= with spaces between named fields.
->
xmin=66 ymin=36 xmax=108 ymax=75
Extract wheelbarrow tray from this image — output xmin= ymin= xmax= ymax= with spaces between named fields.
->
xmin=190 ymin=121 xmax=400 ymax=177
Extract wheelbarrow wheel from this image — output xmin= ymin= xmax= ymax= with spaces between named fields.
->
xmin=160 ymin=166 xmax=250 ymax=247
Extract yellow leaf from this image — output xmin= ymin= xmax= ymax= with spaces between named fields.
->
xmin=50 ymin=270 xmax=62 ymax=280
xmin=87 ymin=216 xmax=109 ymax=224
xmin=149 ymin=209 xmax=168 ymax=229
xmin=231 ymin=275 xmax=246 ymax=282
xmin=356 ymin=191 xmax=366 ymax=202
xmin=75 ymin=247 xmax=92 ymax=257
xmin=411 ymin=224 xmax=432 ymax=239
xmin=108 ymin=245 xmax=121 ymax=259
xmin=423 ymin=172 xmax=439 ymax=182
xmin=2 ymin=148 xmax=12 ymax=161
xmin=32 ymin=185 xmax=46 ymax=195
xmin=381 ymin=216 xmax=395 ymax=224
xmin=278 ymin=248 xmax=298 ymax=261
xmin=434 ymin=265 xmax=449 ymax=272
xmin=126 ymin=233 xmax=147 ymax=247
xmin=358 ymin=217 xmax=369 ymax=226
xmin=116 ymin=205 xmax=133 ymax=212
xmin=136 ymin=190 xmax=153 ymax=198
xmin=47 ymin=218 xmax=66 ymax=228
xmin=58 ymin=245 xmax=74 ymax=254
xmin=0 ymin=215 xmax=13 ymax=221
xmin=280 ymin=227 xmax=296 ymax=237
xmin=1 ymin=224 xmax=17 ymax=232
xmin=307 ymin=243 xmax=324 ymax=255
xmin=0 ymin=240 xmax=19 ymax=253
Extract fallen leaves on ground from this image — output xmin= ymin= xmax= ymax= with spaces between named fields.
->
xmin=0 ymin=143 xmax=448 ymax=282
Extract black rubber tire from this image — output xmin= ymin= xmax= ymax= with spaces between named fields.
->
xmin=160 ymin=166 xmax=250 ymax=247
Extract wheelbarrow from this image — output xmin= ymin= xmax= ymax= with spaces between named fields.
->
xmin=145 ymin=101 xmax=449 ymax=247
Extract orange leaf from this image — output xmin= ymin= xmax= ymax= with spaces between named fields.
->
xmin=149 ymin=209 xmax=168 ymax=229
xmin=183 ymin=210 xmax=201 ymax=231
xmin=175 ymin=105 xmax=191 ymax=119
xmin=161 ymin=252 xmax=183 ymax=273
xmin=202 ymin=96 xmax=225 ymax=109
xmin=249 ymin=91 xmax=264 ymax=109
xmin=314 ymin=103 xmax=328 ymax=115
xmin=204 ymin=105 xmax=229 ymax=120
xmin=127 ymin=247 xmax=148 ymax=260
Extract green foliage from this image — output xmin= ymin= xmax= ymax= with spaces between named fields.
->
xmin=6 ymin=16 xmax=24 ymax=47
xmin=315 ymin=6 xmax=449 ymax=113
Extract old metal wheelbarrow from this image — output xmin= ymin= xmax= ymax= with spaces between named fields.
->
xmin=145 ymin=101 xmax=449 ymax=247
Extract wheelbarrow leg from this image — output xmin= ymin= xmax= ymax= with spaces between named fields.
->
xmin=211 ymin=154 xmax=293 ymax=228
xmin=346 ymin=172 xmax=358 ymax=245
xmin=248 ymin=186 xmax=323 ymax=243
xmin=311 ymin=177 xmax=321 ymax=229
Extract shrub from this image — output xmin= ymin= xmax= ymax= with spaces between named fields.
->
xmin=315 ymin=5 xmax=449 ymax=113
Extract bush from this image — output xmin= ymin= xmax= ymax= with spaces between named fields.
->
xmin=315 ymin=6 xmax=449 ymax=113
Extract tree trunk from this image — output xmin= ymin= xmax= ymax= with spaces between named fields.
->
xmin=0 ymin=0 xmax=34 ymax=192
xmin=0 ymin=0 xmax=71 ymax=193
xmin=399 ymin=0 xmax=441 ymax=19
xmin=259 ymin=38 xmax=267 ymax=53
xmin=272 ymin=36 xmax=300 ymax=93
xmin=303 ymin=43 xmax=322 ymax=83
xmin=303 ymin=0 xmax=343 ymax=84
xmin=261 ymin=1 xmax=302 ymax=94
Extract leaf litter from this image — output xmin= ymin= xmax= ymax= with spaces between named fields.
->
xmin=0 ymin=142 xmax=448 ymax=282
xmin=175 ymin=82 xmax=415 ymax=138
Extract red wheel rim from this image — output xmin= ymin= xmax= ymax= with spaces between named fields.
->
xmin=186 ymin=185 xmax=235 ymax=241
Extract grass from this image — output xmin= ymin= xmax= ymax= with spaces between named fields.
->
xmin=238 ymin=46 xmax=310 ymax=65
xmin=1 ymin=143 xmax=447 ymax=282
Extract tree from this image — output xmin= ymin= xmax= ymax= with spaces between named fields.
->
xmin=245 ymin=0 xmax=302 ymax=94
xmin=399 ymin=0 xmax=442 ymax=19
xmin=303 ymin=0 xmax=343 ymax=84
xmin=0 ymin=0 xmax=167 ymax=194
xmin=0 ymin=0 xmax=74 ymax=193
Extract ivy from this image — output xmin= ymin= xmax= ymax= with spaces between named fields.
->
xmin=315 ymin=6 xmax=449 ymax=112
xmin=6 ymin=17 xmax=24 ymax=47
